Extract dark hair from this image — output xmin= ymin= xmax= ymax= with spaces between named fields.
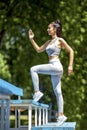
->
xmin=52 ymin=19 xmax=62 ymax=37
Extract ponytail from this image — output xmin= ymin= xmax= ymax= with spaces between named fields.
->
xmin=52 ymin=19 xmax=62 ymax=37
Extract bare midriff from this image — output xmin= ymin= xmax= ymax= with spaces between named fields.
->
xmin=49 ymin=56 xmax=58 ymax=60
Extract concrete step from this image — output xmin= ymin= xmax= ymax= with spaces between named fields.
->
xmin=32 ymin=122 xmax=76 ymax=130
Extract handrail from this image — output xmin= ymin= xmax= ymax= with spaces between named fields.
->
xmin=10 ymin=99 xmax=49 ymax=130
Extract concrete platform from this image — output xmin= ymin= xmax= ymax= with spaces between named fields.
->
xmin=10 ymin=122 xmax=76 ymax=130
xmin=32 ymin=122 xmax=76 ymax=130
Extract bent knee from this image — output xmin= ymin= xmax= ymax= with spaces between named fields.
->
xmin=30 ymin=66 xmax=38 ymax=73
xmin=30 ymin=66 xmax=34 ymax=73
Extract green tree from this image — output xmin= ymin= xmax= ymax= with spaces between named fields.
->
xmin=0 ymin=53 xmax=11 ymax=80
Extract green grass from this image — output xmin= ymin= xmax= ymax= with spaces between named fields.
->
xmin=10 ymin=115 xmax=28 ymax=120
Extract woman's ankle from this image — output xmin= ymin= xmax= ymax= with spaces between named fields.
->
xmin=58 ymin=112 xmax=64 ymax=117
xmin=35 ymin=90 xmax=39 ymax=93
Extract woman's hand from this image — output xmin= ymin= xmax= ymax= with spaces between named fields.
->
xmin=68 ymin=65 xmax=73 ymax=76
xmin=28 ymin=29 xmax=34 ymax=40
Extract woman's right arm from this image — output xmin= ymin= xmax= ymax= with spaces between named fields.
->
xmin=28 ymin=29 xmax=49 ymax=53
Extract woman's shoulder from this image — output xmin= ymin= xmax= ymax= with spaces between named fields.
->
xmin=58 ymin=37 xmax=64 ymax=41
xmin=57 ymin=37 xmax=67 ymax=48
xmin=58 ymin=37 xmax=67 ymax=44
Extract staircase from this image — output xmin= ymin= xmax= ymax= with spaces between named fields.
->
xmin=0 ymin=78 xmax=76 ymax=130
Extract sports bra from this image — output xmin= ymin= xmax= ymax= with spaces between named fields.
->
xmin=46 ymin=37 xmax=61 ymax=57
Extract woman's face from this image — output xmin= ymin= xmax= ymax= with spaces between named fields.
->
xmin=47 ymin=23 xmax=56 ymax=36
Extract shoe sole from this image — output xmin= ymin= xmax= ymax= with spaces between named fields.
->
xmin=33 ymin=93 xmax=44 ymax=102
xmin=56 ymin=117 xmax=67 ymax=126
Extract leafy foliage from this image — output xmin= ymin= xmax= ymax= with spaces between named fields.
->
xmin=0 ymin=53 xmax=11 ymax=80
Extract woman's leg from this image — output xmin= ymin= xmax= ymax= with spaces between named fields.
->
xmin=51 ymin=75 xmax=63 ymax=114
xmin=30 ymin=63 xmax=62 ymax=91
xmin=30 ymin=62 xmax=67 ymax=124
xmin=51 ymin=74 xmax=67 ymax=126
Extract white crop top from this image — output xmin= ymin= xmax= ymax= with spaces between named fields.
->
xmin=46 ymin=37 xmax=61 ymax=57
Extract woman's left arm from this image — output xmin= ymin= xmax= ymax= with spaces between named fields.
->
xmin=59 ymin=38 xmax=74 ymax=76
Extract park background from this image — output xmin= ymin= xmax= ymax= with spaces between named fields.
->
xmin=0 ymin=0 xmax=87 ymax=130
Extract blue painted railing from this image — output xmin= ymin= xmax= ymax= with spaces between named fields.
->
xmin=0 ymin=78 xmax=23 ymax=96
xmin=0 ymin=78 xmax=23 ymax=130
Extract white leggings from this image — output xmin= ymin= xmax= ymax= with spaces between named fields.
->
xmin=30 ymin=58 xmax=64 ymax=113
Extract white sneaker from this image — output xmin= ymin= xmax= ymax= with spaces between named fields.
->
xmin=33 ymin=91 xmax=44 ymax=101
xmin=56 ymin=115 xmax=67 ymax=126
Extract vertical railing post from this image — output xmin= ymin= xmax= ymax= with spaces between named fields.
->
xmin=28 ymin=105 xmax=32 ymax=130
xmin=35 ymin=107 xmax=37 ymax=126
xmin=0 ymin=94 xmax=10 ymax=130
xmin=18 ymin=96 xmax=21 ymax=128
xmin=14 ymin=109 xmax=17 ymax=128
xmin=5 ymin=99 xmax=10 ymax=130
xmin=42 ymin=108 xmax=45 ymax=125
xmin=45 ymin=108 xmax=48 ymax=124
xmin=39 ymin=108 xmax=41 ymax=126
xmin=1 ymin=99 xmax=4 ymax=130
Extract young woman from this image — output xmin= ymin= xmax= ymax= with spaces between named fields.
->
xmin=28 ymin=19 xmax=74 ymax=126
